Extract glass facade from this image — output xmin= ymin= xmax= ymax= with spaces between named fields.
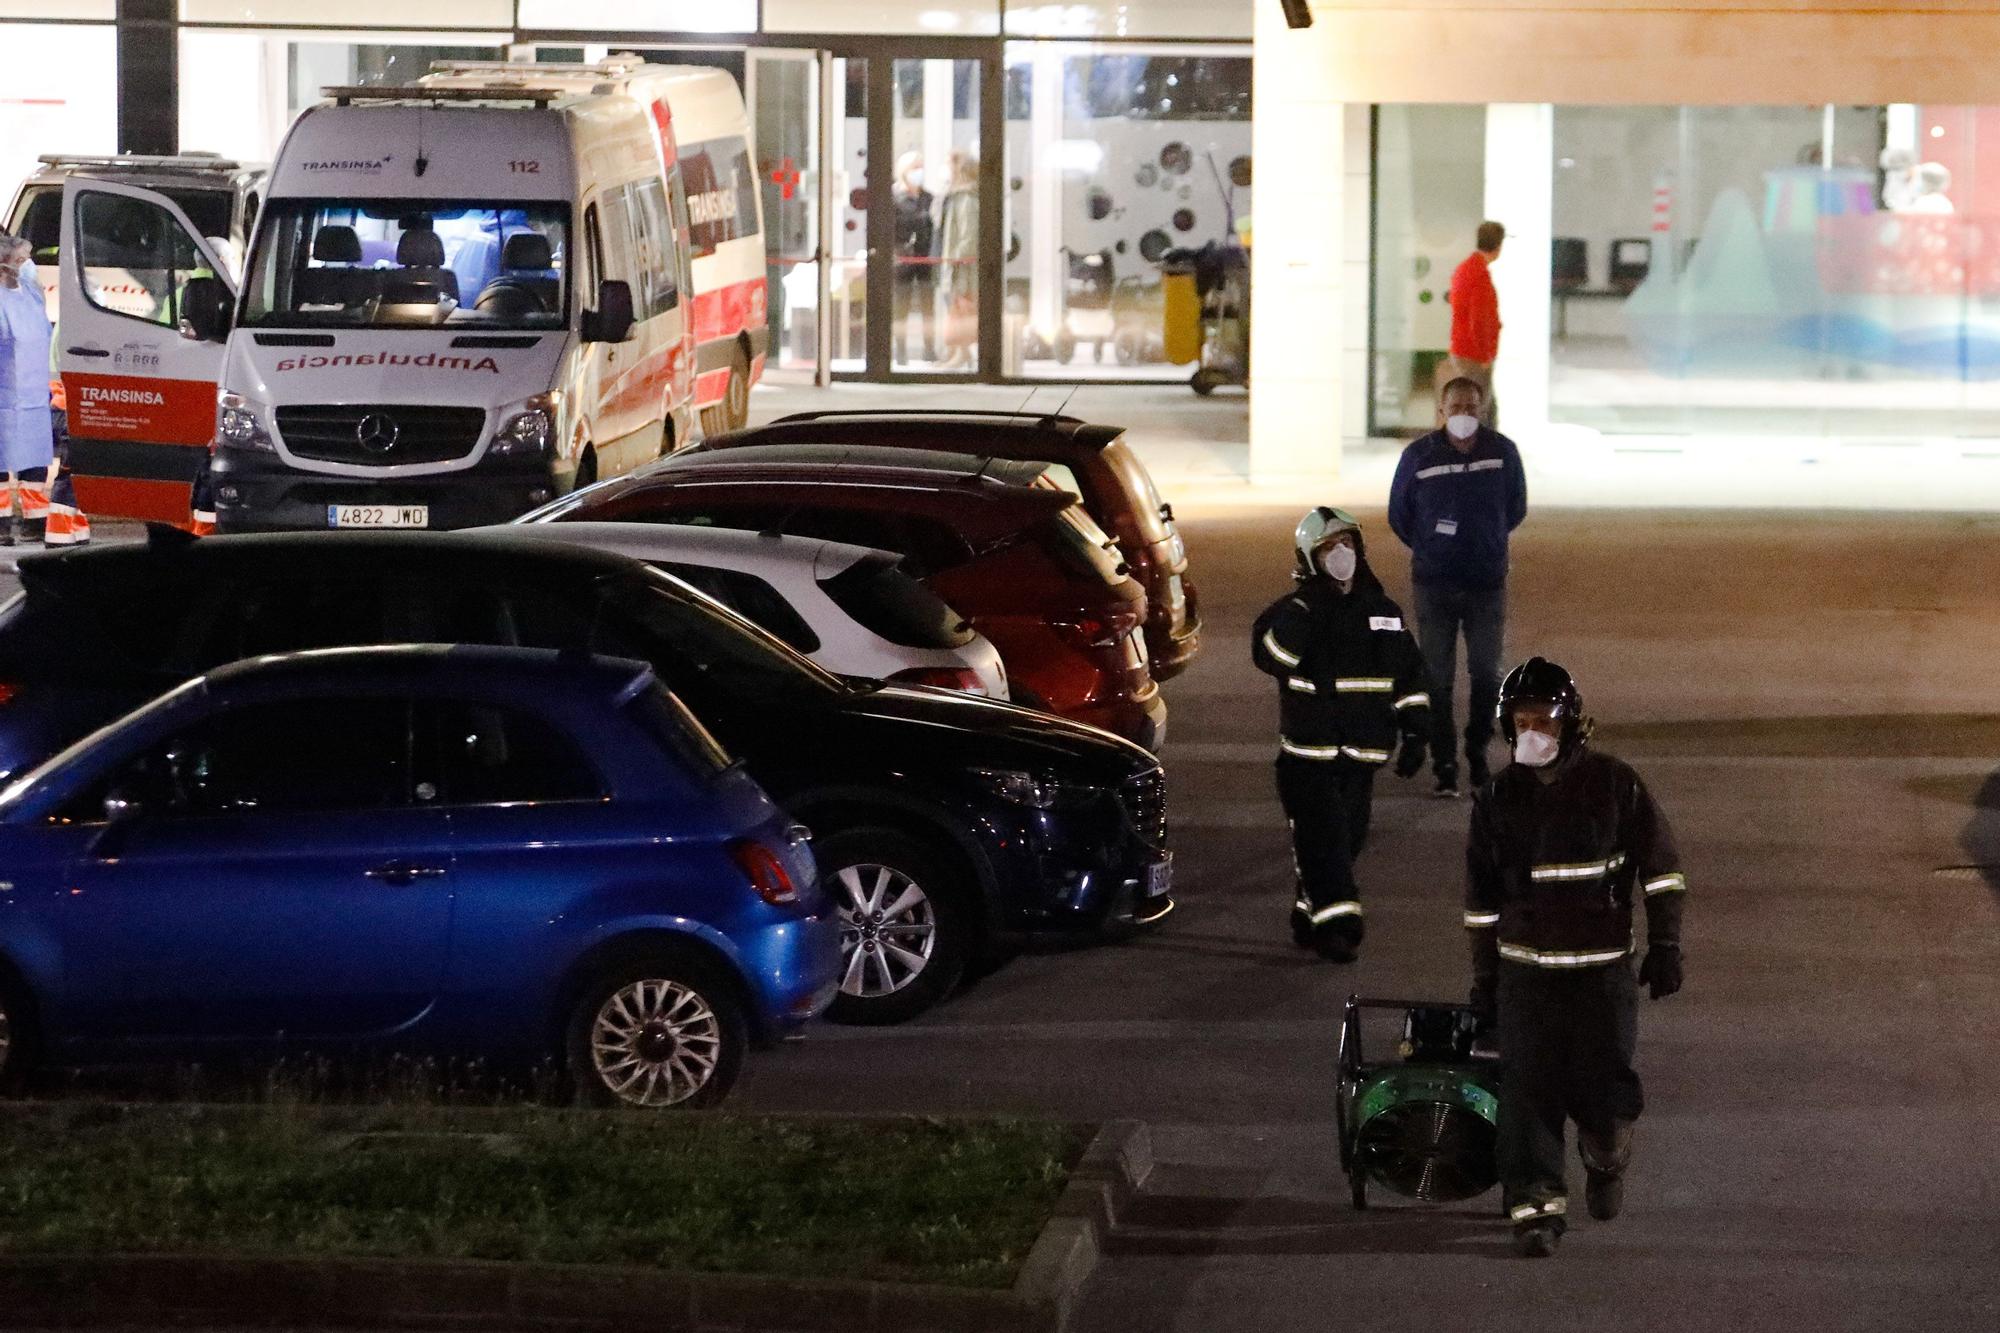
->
xmin=0 ymin=24 xmax=118 ymax=198
xmin=1004 ymin=43 xmax=1250 ymax=379
xmin=1374 ymin=101 xmax=2000 ymax=439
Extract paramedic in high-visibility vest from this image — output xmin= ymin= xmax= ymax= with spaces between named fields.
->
xmin=1464 ymin=657 xmax=1687 ymax=1259
xmin=1250 ymin=508 xmax=1433 ymax=962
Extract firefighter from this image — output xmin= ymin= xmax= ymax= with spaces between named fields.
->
xmin=1251 ymin=507 xmax=1432 ymax=962
xmin=1464 ymin=657 xmax=1686 ymax=1258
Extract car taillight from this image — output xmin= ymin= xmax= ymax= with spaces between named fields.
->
xmin=730 ymin=840 xmax=798 ymax=906
xmin=1053 ymin=616 xmax=1125 ymax=650
xmin=0 ymin=682 xmax=18 ymax=706
xmin=887 ymin=666 xmax=988 ymax=695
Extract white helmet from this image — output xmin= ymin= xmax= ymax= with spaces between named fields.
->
xmin=1294 ymin=505 xmax=1361 ymax=568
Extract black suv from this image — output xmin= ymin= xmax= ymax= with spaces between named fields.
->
xmin=0 ymin=532 xmax=1172 ymax=1024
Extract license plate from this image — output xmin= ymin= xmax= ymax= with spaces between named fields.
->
xmin=328 ymin=504 xmax=428 ymax=529
xmin=1144 ymin=854 xmax=1173 ymax=899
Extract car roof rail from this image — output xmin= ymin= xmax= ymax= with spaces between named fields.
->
xmin=770 ymin=408 xmax=1088 ymax=428
xmin=322 ymin=85 xmax=564 ymax=107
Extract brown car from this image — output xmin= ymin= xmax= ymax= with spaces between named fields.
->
xmin=690 ymin=410 xmax=1202 ymax=680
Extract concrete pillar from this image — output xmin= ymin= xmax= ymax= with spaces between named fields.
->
xmin=1483 ymin=103 xmax=1553 ymax=437
xmin=116 ymin=0 xmax=177 ymax=155
xmin=1249 ymin=0 xmax=1346 ymax=487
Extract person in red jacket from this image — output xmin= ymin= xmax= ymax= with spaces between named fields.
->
xmin=1440 ymin=220 xmax=1505 ymax=424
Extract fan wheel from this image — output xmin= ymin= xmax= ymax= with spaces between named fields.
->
xmin=1353 ymin=1099 xmax=1498 ymax=1203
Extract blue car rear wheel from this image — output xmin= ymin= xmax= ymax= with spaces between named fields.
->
xmin=566 ymin=954 xmax=747 ymax=1109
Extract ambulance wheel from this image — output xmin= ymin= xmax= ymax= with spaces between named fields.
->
xmin=1053 ymin=330 xmax=1077 ymax=365
xmin=574 ymin=447 xmax=598 ymax=490
xmin=724 ymin=343 xmax=752 ymax=431
xmin=1191 ymin=368 xmax=1224 ymax=396
xmin=1114 ymin=330 xmax=1141 ymax=366
xmin=1350 ymin=1172 xmax=1368 ymax=1211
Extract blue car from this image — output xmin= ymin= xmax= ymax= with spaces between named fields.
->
xmin=0 ymin=644 xmax=838 ymax=1108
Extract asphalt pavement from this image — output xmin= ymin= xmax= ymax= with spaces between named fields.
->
xmin=4 ymin=503 xmax=1996 ymax=1330
xmin=731 ymin=502 xmax=2000 ymax=1331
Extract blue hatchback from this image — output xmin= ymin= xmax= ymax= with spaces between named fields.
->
xmin=0 ymin=645 xmax=838 ymax=1108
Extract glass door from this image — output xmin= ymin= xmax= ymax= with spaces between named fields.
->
xmin=884 ymin=57 xmax=984 ymax=375
xmin=747 ymin=49 xmax=826 ymax=382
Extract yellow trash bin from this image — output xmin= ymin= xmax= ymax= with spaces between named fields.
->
xmin=1162 ymin=262 xmax=1201 ymax=366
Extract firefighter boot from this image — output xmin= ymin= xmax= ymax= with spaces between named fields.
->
xmin=19 ymin=518 xmax=44 ymax=545
xmin=0 ymin=517 xmax=14 ymax=548
xmin=1314 ymin=914 xmax=1364 ymax=964
xmin=1581 ymin=1121 xmax=1635 ymax=1221
xmin=1514 ymin=1220 xmax=1561 ymax=1258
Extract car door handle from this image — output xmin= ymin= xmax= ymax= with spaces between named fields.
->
xmin=364 ymin=862 xmax=448 ymax=885
xmin=67 ymin=347 xmax=111 ymax=358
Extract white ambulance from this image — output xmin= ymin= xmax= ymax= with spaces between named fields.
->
xmin=53 ymin=60 xmax=757 ymax=530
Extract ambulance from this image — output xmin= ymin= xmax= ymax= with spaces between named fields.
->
xmin=52 ymin=59 xmax=761 ymax=530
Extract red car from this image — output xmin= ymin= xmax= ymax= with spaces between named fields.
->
xmin=689 ymin=410 xmax=1202 ymax=680
xmin=524 ymin=445 xmax=1167 ymax=749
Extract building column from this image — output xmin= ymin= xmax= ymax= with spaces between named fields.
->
xmin=1249 ymin=0 xmax=1346 ymax=488
xmin=1483 ymin=103 xmax=1553 ymax=437
xmin=117 ymin=0 xmax=177 ymax=155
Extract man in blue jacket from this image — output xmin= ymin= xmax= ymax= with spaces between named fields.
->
xmin=1388 ymin=376 xmax=1528 ymax=797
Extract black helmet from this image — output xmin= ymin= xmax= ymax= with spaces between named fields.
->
xmin=1497 ymin=657 xmax=1592 ymax=760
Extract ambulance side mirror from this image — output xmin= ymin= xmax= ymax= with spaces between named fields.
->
xmin=181 ymin=277 xmax=233 ymax=343
xmin=584 ymin=280 xmax=635 ymax=344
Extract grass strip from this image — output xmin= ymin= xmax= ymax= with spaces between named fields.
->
xmin=0 ymin=1104 xmax=1088 ymax=1288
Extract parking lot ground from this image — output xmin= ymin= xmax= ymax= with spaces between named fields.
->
xmin=735 ymin=505 xmax=2000 ymax=1331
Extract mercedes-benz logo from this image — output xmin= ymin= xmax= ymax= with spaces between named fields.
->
xmin=355 ymin=413 xmax=400 ymax=454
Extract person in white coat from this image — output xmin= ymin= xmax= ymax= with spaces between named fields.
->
xmin=0 ymin=232 xmax=54 ymax=545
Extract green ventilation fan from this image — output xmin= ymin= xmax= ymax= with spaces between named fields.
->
xmin=1336 ymin=997 xmax=1503 ymax=1210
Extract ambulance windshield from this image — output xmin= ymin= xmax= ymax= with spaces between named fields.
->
xmin=242 ymin=200 xmax=569 ymax=330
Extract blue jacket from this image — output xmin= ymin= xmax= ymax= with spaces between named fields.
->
xmin=1387 ymin=427 xmax=1527 ymax=590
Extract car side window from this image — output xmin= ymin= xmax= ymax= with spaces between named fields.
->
xmin=422 ymin=700 xmax=605 ymax=807
xmin=80 ymin=697 xmax=414 ymax=821
xmin=655 ymin=562 xmax=821 ymax=654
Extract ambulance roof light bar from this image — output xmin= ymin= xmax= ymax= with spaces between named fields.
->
xmin=322 ymin=85 xmax=564 ymax=107
xmin=37 ymin=153 xmax=248 ymax=172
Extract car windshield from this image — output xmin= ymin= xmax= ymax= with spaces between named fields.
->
xmin=241 ymin=199 xmax=570 ymax=330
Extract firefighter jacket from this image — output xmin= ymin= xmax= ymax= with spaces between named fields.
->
xmin=1250 ymin=543 xmax=1432 ymax=766
xmin=1465 ymin=747 xmax=1686 ymax=977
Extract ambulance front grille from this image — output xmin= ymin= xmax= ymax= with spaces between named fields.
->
xmin=275 ymin=405 xmax=487 ymax=466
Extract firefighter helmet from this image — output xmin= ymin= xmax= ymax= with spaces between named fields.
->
xmin=1497 ymin=657 xmax=1592 ymax=759
xmin=1294 ymin=506 xmax=1361 ymax=570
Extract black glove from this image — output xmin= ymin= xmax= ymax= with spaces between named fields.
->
xmin=1468 ymin=978 xmax=1498 ymax=1030
xmin=1394 ymin=729 xmax=1428 ymax=779
xmin=1638 ymin=943 xmax=1683 ymax=1000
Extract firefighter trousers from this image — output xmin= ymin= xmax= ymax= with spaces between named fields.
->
xmin=1275 ymin=753 xmax=1375 ymax=943
xmin=1496 ymin=959 xmax=1643 ymax=1229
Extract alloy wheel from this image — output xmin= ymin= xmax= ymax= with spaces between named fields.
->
xmin=835 ymin=863 xmax=937 ymax=998
xmin=588 ymin=979 xmax=722 ymax=1107
xmin=726 ymin=365 xmax=750 ymax=428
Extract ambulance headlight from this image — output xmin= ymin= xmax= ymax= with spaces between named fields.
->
xmin=217 ymin=392 xmax=273 ymax=452
xmin=494 ymin=392 xmax=560 ymax=458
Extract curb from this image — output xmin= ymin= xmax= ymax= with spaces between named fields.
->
xmin=0 ymin=1120 xmax=1152 ymax=1333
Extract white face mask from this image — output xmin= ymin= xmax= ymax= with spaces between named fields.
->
xmin=1445 ymin=413 xmax=1480 ymax=440
xmin=907 ymin=170 xmax=925 ymax=190
xmin=1320 ymin=544 xmax=1357 ymax=583
xmin=1514 ymin=730 xmax=1561 ymax=768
